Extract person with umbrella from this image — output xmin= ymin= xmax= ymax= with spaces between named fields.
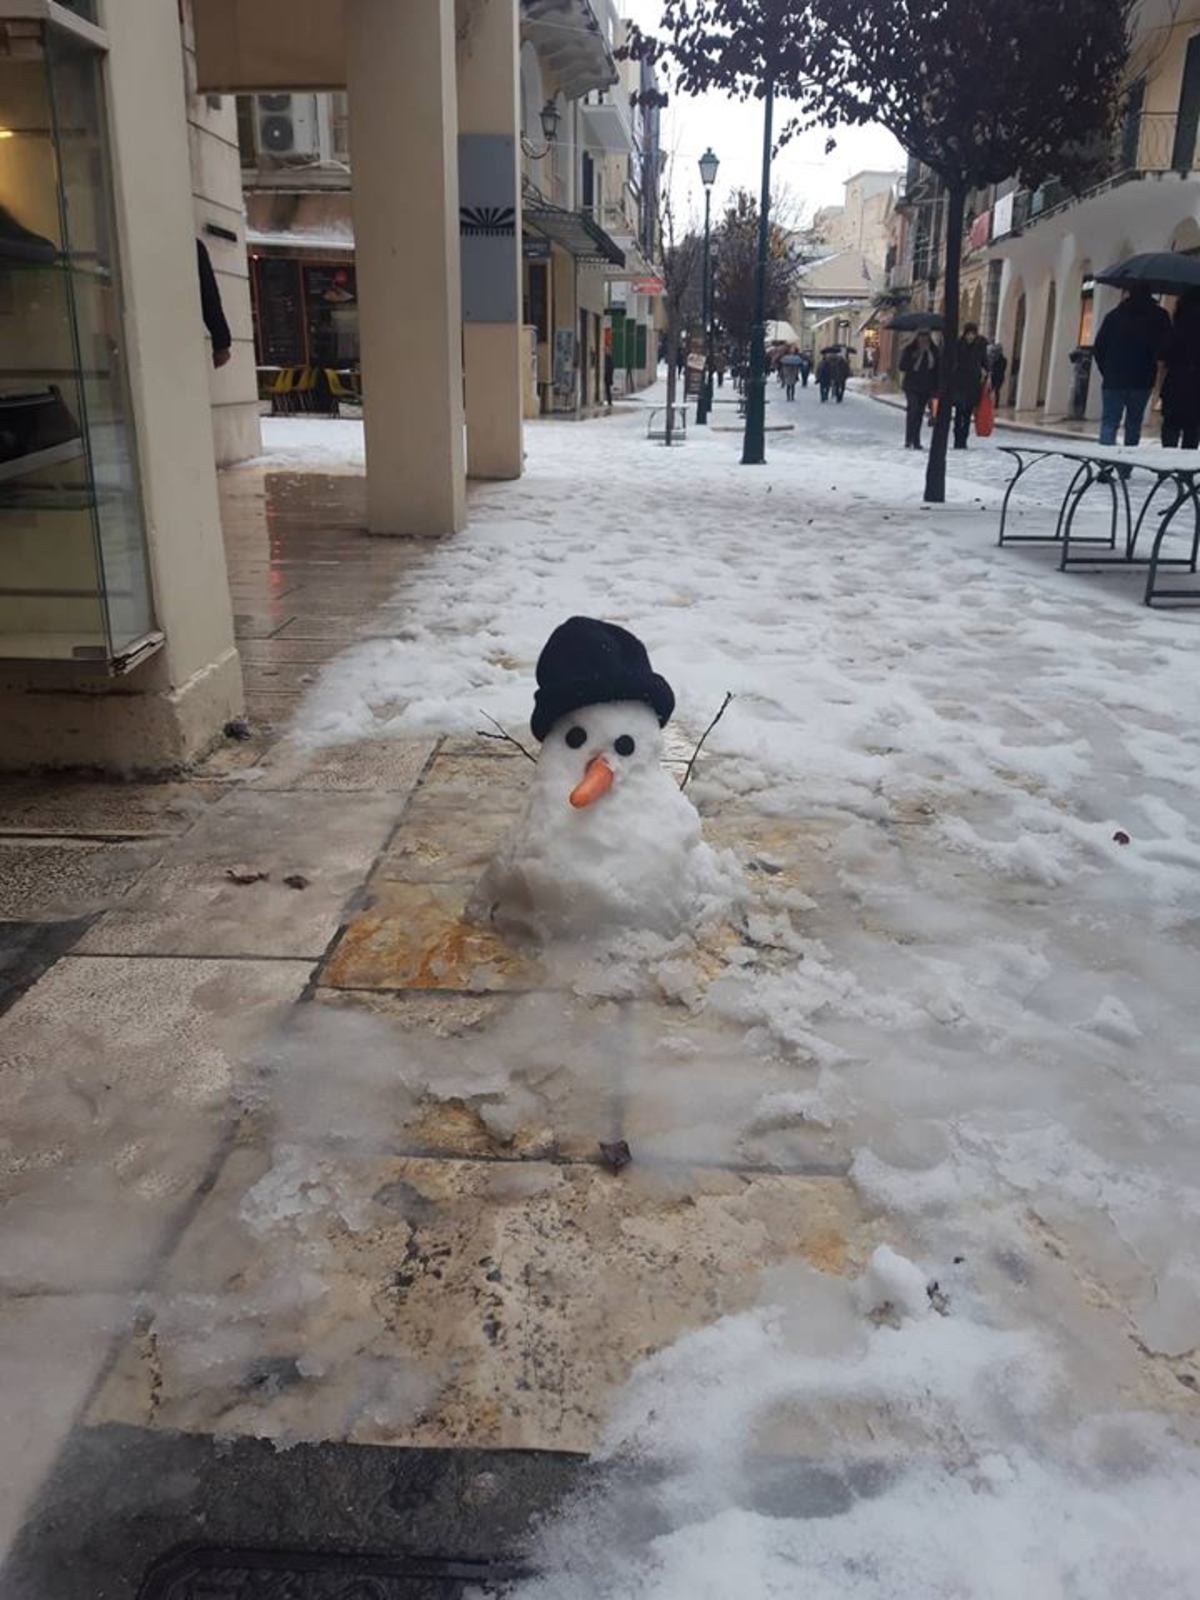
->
xmin=816 ymin=349 xmax=833 ymax=403
xmin=1160 ymin=287 xmax=1200 ymax=450
xmin=829 ymin=346 xmax=850 ymax=402
xmin=1092 ymin=285 xmax=1171 ymax=447
xmin=899 ymin=330 xmax=940 ymax=449
xmin=780 ymin=346 xmax=802 ymax=400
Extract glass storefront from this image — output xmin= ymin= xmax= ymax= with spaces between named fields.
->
xmin=0 ymin=12 xmax=155 ymax=665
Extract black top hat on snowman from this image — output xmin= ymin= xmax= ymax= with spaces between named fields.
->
xmin=531 ymin=616 xmax=675 ymax=742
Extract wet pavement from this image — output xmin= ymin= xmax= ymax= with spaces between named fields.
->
xmin=0 ymin=461 xmax=883 ymax=1594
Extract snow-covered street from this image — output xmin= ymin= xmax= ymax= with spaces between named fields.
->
xmin=3 ymin=382 xmax=1199 ymax=1593
xmin=276 ymin=383 xmax=1200 ymax=1591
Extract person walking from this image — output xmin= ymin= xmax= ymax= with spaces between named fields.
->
xmin=951 ymin=322 xmax=990 ymax=448
xmin=780 ymin=348 xmax=802 ymax=400
xmin=799 ymin=350 xmax=812 ymax=387
xmin=988 ymin=343 xmax=1008 ymax=402
xmin=816 ymin=353 xmax=833 ymax=403
xmin=1160 ymin=288 xmax=1200 ymax=449
xmin=1093 ymin=287 xmax=1171 ymax=447
xmin=899 ymin=331 xmax=939 ymax=449
xmin=604 ymin=348 xmax=614 ymax=410
xmin=830 ymin=348 xmax=850 ymax=403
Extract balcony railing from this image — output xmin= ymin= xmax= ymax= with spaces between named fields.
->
xmin=1009 ymin=110 xmax=1200 ymax=236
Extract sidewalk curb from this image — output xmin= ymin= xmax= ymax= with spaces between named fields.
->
xmin=868 ymin=389 xmax=1101 ymax=444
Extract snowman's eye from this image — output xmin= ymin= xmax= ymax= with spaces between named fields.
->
xmin=614 ymin=734 xmax=636 ymax=757
xmin=565 ymin=725 xmax=587 ymax=749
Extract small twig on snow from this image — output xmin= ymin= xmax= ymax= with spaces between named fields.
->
xmin=476 ymin=710 xmax=537 ymax=763
xmin=679 ymin=692 xmax=733 ymax=791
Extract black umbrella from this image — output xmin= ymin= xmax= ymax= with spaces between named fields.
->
xmin=820 ymin=344 xmax=857 ymax=354
xmin=887 ymin=310 xmax=944 ymax=331
xmin=1094 ymin=252 xmax=1200 ymax=295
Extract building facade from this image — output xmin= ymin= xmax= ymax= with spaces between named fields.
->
xmin=0 ymin=0 xmax=244 ymax=770
xmin=992 ymin=0 xmax=1200 ymax=422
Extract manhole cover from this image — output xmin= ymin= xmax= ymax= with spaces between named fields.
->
xmin=139 ymin=1547 xmax=525 ymax=1598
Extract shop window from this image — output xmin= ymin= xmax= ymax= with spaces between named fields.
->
xmin=0 ymin=12 xmax=155 ymax=666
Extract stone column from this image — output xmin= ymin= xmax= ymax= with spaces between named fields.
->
xmin=458 ymin=0 xmax=523 ymax=480
xmin=347 ymin=0 xmax=466 ymax=534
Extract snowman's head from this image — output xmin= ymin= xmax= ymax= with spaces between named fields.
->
xmin=540 ymin=700 xmax=664 ymax=809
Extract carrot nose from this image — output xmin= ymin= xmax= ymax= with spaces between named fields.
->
xmin=569 ymin=754 xmax=615 ymax=809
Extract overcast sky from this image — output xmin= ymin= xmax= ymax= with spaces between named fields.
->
xmin=621 ymin=0 xmax=906 ymax=227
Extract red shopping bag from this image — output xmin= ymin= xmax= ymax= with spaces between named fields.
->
xmin=975 ymin=384 xmax=995 ymax=437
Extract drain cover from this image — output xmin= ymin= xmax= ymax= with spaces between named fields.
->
xmin=139 ymin=1547 xmax=524 ymax=1598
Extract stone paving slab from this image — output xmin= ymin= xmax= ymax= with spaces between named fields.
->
xmin=323 ymin=881 xmax=544 ymax=993
xmin=75 ymin=791 xmax=405 ymax=959
xmin=0 ymin=838 xmax=163 ymax=920
xmin=0 ymin=778 xmax=216 ymax=839
xmin=87 ymin=1149 xmax=873 ymax=1454
xmin=249 ymin=736 xmax=436 ymax=795
xmin=0 ymin=955 xmax=311 ymax=1292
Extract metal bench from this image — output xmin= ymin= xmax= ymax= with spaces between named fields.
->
xmin=646 ymin=404 xmax=688 ymax=442
xmin=996 ymin=442 xmax=1200 ymax=606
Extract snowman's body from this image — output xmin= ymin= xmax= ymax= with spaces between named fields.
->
xmin=471 ymin=701 xmax=728 ymax=942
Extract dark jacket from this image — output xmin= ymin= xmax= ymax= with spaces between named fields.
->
xmin=1093 ymin=295 xmax=1170 ymax=391
xmin=196 ymin=240 xmax=231 ymax=355
xmin=900 ymin=340 xmax=939 ymax=397
xmin=1161 ymin=304 xmax=1200 ymax=422
xmin=952 ymin=333 xmax=989 ymax=405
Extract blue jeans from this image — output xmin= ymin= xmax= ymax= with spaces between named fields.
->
xmin=1100 ymin=387 xmax=1151 ymax=446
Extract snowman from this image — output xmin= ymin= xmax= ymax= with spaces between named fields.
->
xmin=470 ymin=616 xmax=738 ymax=942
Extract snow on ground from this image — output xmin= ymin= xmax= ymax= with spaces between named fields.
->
xmin=263 ymin=391 xmax=1200 ymax=1591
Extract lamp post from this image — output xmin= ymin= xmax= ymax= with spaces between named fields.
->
xmin=696 ymin=145 xmax=719 ymax=426
xmin=741 ymin=78 xmax=774 ymax=466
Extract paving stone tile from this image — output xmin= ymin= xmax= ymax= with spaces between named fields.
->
xmin=75 ymin=792 xmax=402 ymax=959
xmin=0 ymin=778 xmax=215 ymax=839
xmin=375 ymin=807 xmax=514 ymax=883
xmin=407 ymin=754 xmax=533 ymax=813
xmin=321 ymin=881 xmax=543 ymax=993
xmin=0 ymin=956 xmax=310 ymax=1292
xmin=87 ymin=1151 xmax=873 ymax=1453
xmin=0 ymin=839 xmax=162 ymax=920
xmin=0 ymin=1292 xmax=131 ymax=1559
xmin=306 ymin=987 xmax=624 ymax=1160
xmin=251 ymin=736 xmax=435 ymax=795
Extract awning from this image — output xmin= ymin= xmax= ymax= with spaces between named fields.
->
xmin=524 ymin=201 xmax=625 ymax=267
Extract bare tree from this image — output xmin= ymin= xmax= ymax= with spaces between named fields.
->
xmin=712 ymin=188 xmax=801 ymax=367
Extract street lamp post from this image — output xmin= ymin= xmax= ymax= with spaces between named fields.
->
xmin=696 ymin=146 xmax=719 ymax=426
xmin=741 ymin=78 xmax=774 ymax=466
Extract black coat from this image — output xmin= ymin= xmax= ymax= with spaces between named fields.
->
xmin=1161 ymin=308 xmax=1200 ymax=424
xmin=1093 ymin=295 xmax=1170 ymax=391
xmin=951 ymin=334 xmax=989 ymax=405
xmin=196 ymin=240 xmax=231 ymax=355
xmin=900 ymin=341 xmax=939 ymax=397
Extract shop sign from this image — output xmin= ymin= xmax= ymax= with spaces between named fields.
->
xmin=631 ymin=278 xmax=664 ymax=295
xmin=523 ymin=236 xmax=552 ymax=259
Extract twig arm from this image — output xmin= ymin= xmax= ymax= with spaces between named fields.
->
xmin=679 ymin=692 xmax=733 ymax=790
xmin=476 ymin=711 xmax=538 ymax=763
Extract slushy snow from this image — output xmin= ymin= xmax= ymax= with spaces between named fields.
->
xmin=247 ymin=386 xmax=1200 ymax=1591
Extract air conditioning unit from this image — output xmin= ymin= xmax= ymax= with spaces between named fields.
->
xmin=255 ymin=93 xmax=320 ymax=160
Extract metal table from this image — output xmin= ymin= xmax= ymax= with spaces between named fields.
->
xmin=997 ymin=442 xmax=1200 ymax=606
